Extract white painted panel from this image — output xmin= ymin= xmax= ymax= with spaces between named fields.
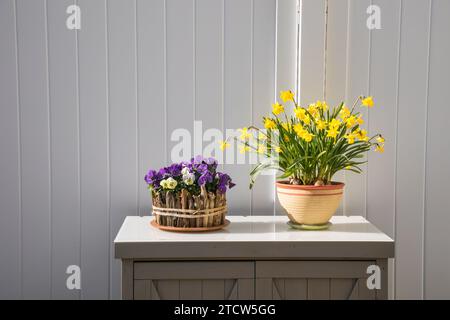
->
xmin=425 ymin=0 xmax=450 ymax=300
xmin=78 ymin=0 xmax=110 ymax=299
xmin=107 ymin=0 xmax=138 ymax=299
xmin=252 ymin=0 xmax=276 ymax=215
xmin=299 ymin=0 xmax=326 ymax=104
xmin=224 ymin=0 xmax=252 ymax=215
xmin=395 ymin=0 xmax=430 ymax=300
xmin=343 ymin=0 xmax=371 ymax=217
xmin=16 ymin=0 xmax=51 ymax=299
xmin=0 ymin=0 xmax=21 ymax=299
xmin=325 ymin=0 xmax=349 ymax=215
xmin=47 ymin=0 xmax=80 ymax=299
xmin=137 ymin=0 xmax=166 ymax=216
xmin=166 ymin=0 xmax=194 ymax=162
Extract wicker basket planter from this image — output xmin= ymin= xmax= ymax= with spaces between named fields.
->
xmin=276 ymin=181 xmax=345 ymax=227
xmin=152 ymin=205 xmax=227 ymax=228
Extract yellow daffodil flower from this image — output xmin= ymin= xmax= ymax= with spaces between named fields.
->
xmin=264 ymin=118 xmax=276 ymax=130
xmin=357 ymin=115 xmax=364 ymax=125
xmin=239 ymin=127 xmax=252 ymax=140
xmin=257 ymin=144 xmax=266 ymax=154
xmin=375 ymin=144 xmax=384 ymax=153
xmin=275 ymin=146 xmax=282 ymax=153
xmin=376 ymin=135 xmax=385 ymax=143
xmin=258 ymin=131 xmax=267 ymax=140
xmin=219 ymin=140 xmax=230 ymax=151
xmin=361 ymin=96 xmax=374 ymax=108
xmin=345 ymin=133 xmax=357 ymax=144
xmin=357 ymin=129 xmax=369 ymax=141
xmin=294 ymin=107 xmax=311 ymax=124
xmin=282 ymin=122 xmax=292 ymax=131
xmin=329 ymin=118 xmax=341 ymax=130
xmin=326 ymin=128 xmax=339 ymax=139
xmin=345 ymin=115 xmax=357 ymax=128
xmin=316 ymin=100 xmax=328 ymax=111
xmin=316 ymin=119 xmax=327 ymax=130
xmin=280 ymin=90 xmax=295 ymax=103
xmin=307 ymin=104 xmax=318 ymax=118
xmin=239 ymin=145 xmax=251 ymax=154
xmin=272 ymin=102 xmax=285 ymax=115
xmin=284 ymin=135 xmax=290 ymax=142
xmin=340 ymin=105 xmax=350 ymax=121
xmin=302 ymin=132 xmax=314 ymax=142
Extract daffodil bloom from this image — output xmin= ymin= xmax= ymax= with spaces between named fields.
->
xmin=307 ymin=104 xmax=318 ymax=118
xmin=272 ymin=102 xmax=285 ymax=115
xmin=239 ymin=127 xmax=252 ymax=140
xmin=345 ymin=133 xmax=357 ymax=144
xmin=376 ymin=135 xmax=385 ymax=143
xmin=302 ymin=132 xmax=314 ymax=142
xmin=326 ymin=128 xmax=339 ymax=139
xmin=239 ymin=145 xmax=250 ymax=154
xmin=293 ymin=123 xmax=303 ymax=134
xmin=361 ymin=96 xmax=374 ymax=108
xmin=340 ymin=105 xmax=350 ymax=121
xmin=316 ymin=119 xmax=327 ymax=130
xmin=264 ymin=118 xmax=277 ymax=130
xmin=357 ymin=115 xmax=364 ymax=125
xmin=345 ymin=115 xmax=357 ymax=128
xmin=357 ymin=129 xmax=369 ymax=141
xmin=284 ymin=135 xmax=290 ymax=142
xmin=219 ymin=140 xmax=230 ymax=151
xmin=329 ymin=118 xmax=341 ymax=130
xmin=280 ymin=90 xmax=295 ymax=103
xmin=375 ymin=144 xmax=384 ymax=153
xmin=257 ymin=144 xmax=266 ymax=154
xmin=282 ymin=122 xmax=292 ymax=131
xmin=316 ymin=100 xmax=328 ymax=111
xmin=274 ymin=146 xmax=282 ymax=153
xmin=294 ymin=107 xmax=310 ymax=124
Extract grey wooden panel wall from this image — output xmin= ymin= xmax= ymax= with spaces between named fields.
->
xmin=305 ymin=0 xmax=449 ymax=299
xmin=0 ymin=0 xmax=296 ymax=299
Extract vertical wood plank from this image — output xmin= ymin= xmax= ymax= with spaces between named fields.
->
xmin=224 ymin=279 xmax=238 ymax=300
xmin=157 ymin=280 xmax=180 ymax=300
xmin=272 ymin=278 xmax=284 ymax=300
xmin=196 ymin=0 xmax=222 ymax=160
xmin=121 ymin=259 xmax=133 ymax=300
xmin=16 ymin=0 xmax=51 ymax=299
xmin=180 ymin=280 xmax=202 ymax=300
xmin=307 ymin=279 xmax=330 ymax=300
xmin=358 ymin=276 xmax=375 ymax=300
xmin=284 ymin=279 xmax=307 ymax=300
xmin=299 ymin=0 xmax=326 ymax=104
xmin=330 ymin=279 xmax=354 ymax=300
xmin=425 ymin=0 xmax=450 ymax=300
xmin=202 ymin=280 xmax=225 ymax=299
xmin=78 ymin=0 xmax=110 ymax=300
xmin=395 ymin=0 xmax=430 ymax=300
xmin=133 ymin=280 xmax=147 ymax=300
xmin=343 ymin=0 xmax=371 ymax=217
xmin=166 ymin=0 xmax=194 ymax=162
xmin=237 ymin=279 xmax=255 ymax=299
xmin=108 ymin=0 xmax=138 ymax=299
xmin=256 ymin=278 xmax=273 ymax=299
xmin=325 ymin=0 xmax=349 ymax=214
xmin=0 ymin=0 xmax=21 ymax=299
xmin=251 ymin=0 xmax=277 ymax=215
xmin=47 ymin=0 xmax=80 ymax=299
xmin=224 ymin=0 xmax=252 ymax=215
xmin=137 ymin=0 xmax=166 ymax=216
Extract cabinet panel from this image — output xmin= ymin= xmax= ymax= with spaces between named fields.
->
xmin=256 ymin=261 xmax=377 ymax=300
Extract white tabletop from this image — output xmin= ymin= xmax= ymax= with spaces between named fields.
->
xmin=114 ymin=215 xmax=394 ymax=260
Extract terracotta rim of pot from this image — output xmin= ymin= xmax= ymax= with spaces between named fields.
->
xmin=276 ymin=181 xmax=345 ymax=191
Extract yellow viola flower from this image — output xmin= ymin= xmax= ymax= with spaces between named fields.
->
xmin=274 ymin=146 xmax=282 ymax=153
xmin=219 ymin=140 xmax=230 ymax=151
xmin=329 ymin=118 xmax=341 ymax=130
xmin=280 ymin=90 xmax=295 ymax=103
xmin=326 ymin=128 xmax=339 ymax=139
xmin=375 ymin=144 xmax=385 ymax=153
xmin=272 ymin=102 xmax=285 ymax=115
xmin=257 ymin=144 xmax=266 ymax=154
xmin=345 ymin=115 xmax=357 ymax=128
xmin=340 ymin=105 xmax=350 ymax=121
xmin=239 ymin=145 xmax=250 ymax=154
xmin=239 ymin=127 xmax=252 ymax=140
xmin=316 ymin=119 xmax=327 ymax=130
xmin=258 ymin=131 xmax=267 ymax=140
xmin=357 ymin=115 xmax=364 ymax=125
xmin=361 ymin=96 xmax=374 ymax=108
xmin=376 ymin=135 xmax=385 ymax=144
xmin=264 ymin=118 xmax=277 ymax=130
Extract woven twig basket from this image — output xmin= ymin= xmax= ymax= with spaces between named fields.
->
xmin=152 ymin=205 xmax=227 ymax=228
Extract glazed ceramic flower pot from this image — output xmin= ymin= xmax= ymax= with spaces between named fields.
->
xmin=276 ymin=181 xmax=345 ymax=227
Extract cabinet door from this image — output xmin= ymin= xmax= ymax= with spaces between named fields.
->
xmin=256 ymin=261 xmax=378 ymax=300
xmin=133 ymin=261 xmax=254 ymax=300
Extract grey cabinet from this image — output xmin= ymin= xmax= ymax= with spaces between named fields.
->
xmin=115 ymin=216 xmax=394 ymax=300
xmin=132 ymin=262 xmax=254 ymax=300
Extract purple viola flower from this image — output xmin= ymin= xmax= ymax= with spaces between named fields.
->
xmin=196 ymin=163 xmax=209 ymax=174
xmin=198 ymin=172 xmax=213 ymax=186
xmin=167 ymin=163 xmax=182 ymax=177
xmin=192 ymin=155 xmax=205 ymax=165
xmin=205 ymin=157 xmax=218 ymax=170
xmin=144 ymin=169 xmax=162 ymax=186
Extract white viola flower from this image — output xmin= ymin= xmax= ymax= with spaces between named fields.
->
xmin=183 ymin=173 xmax=195 ymax=186
xmin=166 ymin=177 xmax=178 ymax=189
xmin=160 ymin=179 xmax=168 ymax=189
xmin=181 ymin=167 xmax=190 ymax=176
